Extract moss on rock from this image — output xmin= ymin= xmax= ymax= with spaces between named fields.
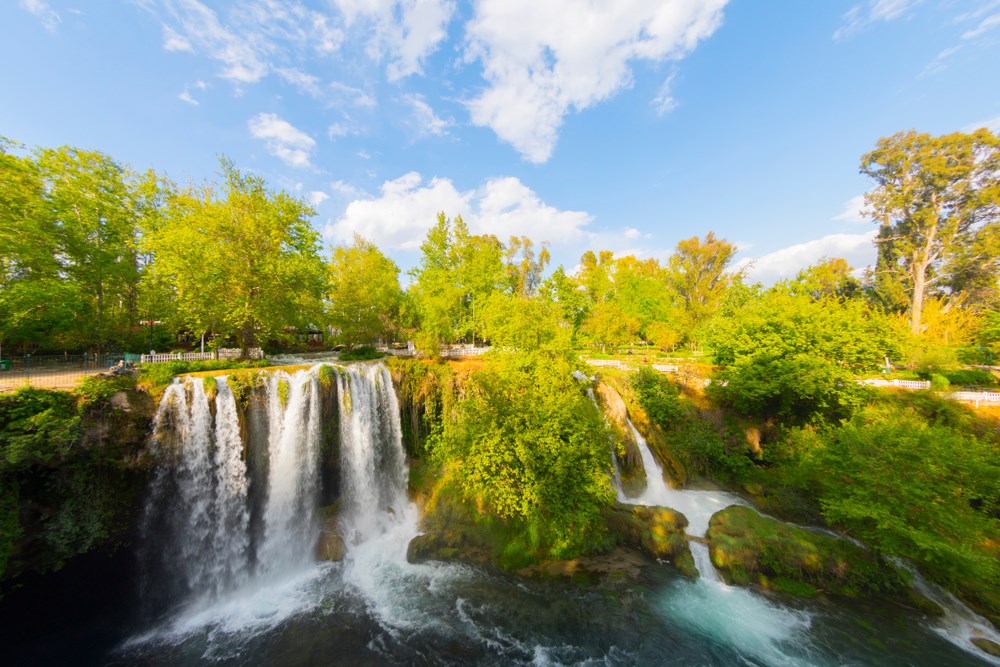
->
xmin=706 ymin=506 xmax=912 ymax=601
xmin=604 ymin=504 xmax=697 ymax=578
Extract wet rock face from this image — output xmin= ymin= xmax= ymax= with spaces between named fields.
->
xmin=315 ymin=505 xmax=345 ymax=562
xmin=972 ymin=637 xmax=1000 ymax=657
xmin=604 ymin=504 xmax=697 ymax=579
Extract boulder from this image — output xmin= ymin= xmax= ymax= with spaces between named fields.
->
xmin=971 ymin=637 xmax=1000 ymax=658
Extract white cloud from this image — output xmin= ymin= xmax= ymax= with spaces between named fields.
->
xmin=464 ymin=0 xmax=728 ymax=163
xmin=328 ymin=172 xmax=592 ymax=250
xmin=178 ymin=89 xmax=199 ymax=105
xmin=624 ymin=227 xmax=641 ymax=239
xmin=832 ymin=194 xmax=868 ymax=224
xmin=357 ymin=150 xmax=372 ymax=160
xmin=307 ymin=191 xmax=330 ymax=207
xmin=248 ymin=112 xmax=316 ymax=168
xmin=19 ymin=0 xmax=61 ymax=32
xmin=963 ymin=114 xmax=1000 ymax=133
xmin=329 ymin=81 xmax=377 ymax=108
xmin=834 ymin=0 xmax=922 ymax=40
xmin=738 ymin=231 xmax=878 ymax=284
xmin=334 ymin=0 xmax=456 ymax=80
xmin=275 ymin=67 xmax=322 ymax=98
xmin=962 ymin=12 xmax=1000 ymax=39
xmin=404 ymin=93 xmax=451 ymax=136
xmin=652 ymin=70 xmax=678 ymax=116
xmin=331 ymin=180 xmax=368 ymax=199
xmin=920 ymin=45 xmax=963 ymax=77
xmin=163 ymin=25 xmax=193 ymax=51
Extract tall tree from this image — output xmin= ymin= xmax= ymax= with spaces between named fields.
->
xmin=666 ymin=232 xmax=738 ymax=343
xmin=861 ymin=129 xmax=1000 ymax=334
xmin=142 ymin=159 xmax=326 ymax=354
xmin=328 ymin=235 xmax=404 ymax=348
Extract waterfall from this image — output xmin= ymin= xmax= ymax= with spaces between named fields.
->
xmin=619 ymin=415 xmax=747 ymax=547
xmin=337 ymin=364 xmax=410 ymax=545
xmin=142 ymin=369 xmax=323 ymax=611
xmin=255 ymin=371 xmax=322 ymax=577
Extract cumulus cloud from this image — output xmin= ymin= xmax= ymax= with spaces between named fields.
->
xmin=275 ymin=67 xmax=323 ymax=97
xmin=248 ymin=112 xmax=316 ymax=168
xmin=178 ymin=89 xmax=199 ymax=105
xmin=737 ymin=231 xmax=878 ymax=284
xmin=624 ymin=227 xmax=641 ymax=239
xmin=327 ymin=172 xmax=592 ymax=250
xmin=308 ymin=191 xmax=330 ymax=207
xmin=834 ymin=0 xmax=922 ymax=40
xmin=19 ymin=0 xmax=60 ymax=32
xmin=463 ymin=0 xmax=728 ymax=163
xmin=832 ymin=194 xmax=868 ymax=224
xmin=334 ymin=0 xmax=456 ymax=80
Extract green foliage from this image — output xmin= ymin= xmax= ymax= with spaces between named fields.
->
xmin=201 ymin=375 xmax=218 ymax=401
xmin=861 ymin=129 xmax=1000 ymax=333
xmin=75 ymin=374 xmax=135 ymax=415
xmin=940 ymin=368 xmax=996 ymax=387
xmin=136 ymin=358 xmax=269 ymax=390
xmin=479 ymin=292 xmax=571 ymax=351
xmin=707 ymin=289 xmax=896 ymax=371
xmin=328 ymin=235 xmax=404 ymax=348
xmin=428 ymin=351 xmax=614 ymax=560
xmin=579 ymin=301 xmax=640 ymax=353
xmin=0 ymin=484 xmax=21 ymax=578
xmin=226 ymin=368 xmax=269 ymax=407
xmin=799 ymin=405 xmax=999 ymax=587
xmin=0 ymin=388 xmax=80 ymax=470
xmin=317 ymin=363 xmax=336 ymax=389
xmin=338 ymin=346 xmax=384 ymax=361
xmin=277 ymin=377 xmax=290 ymax=409
xmin=630 ymin=367 xmax=683 ymax=426
xmin=710 ymin=353 xmax=867 ymax=424
xmin=141 ymin=157 xmax=327 ymax=352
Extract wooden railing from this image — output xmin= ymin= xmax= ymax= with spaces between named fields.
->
xmin=580 ymin=358 xmax=679 ymax=373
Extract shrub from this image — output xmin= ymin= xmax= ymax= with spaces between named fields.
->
xmin=631 ymin=366 xmax=683 ymax=426
xmin=338 ymin=346 xmax=383 ymax=361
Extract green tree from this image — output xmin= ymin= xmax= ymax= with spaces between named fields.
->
xmin=666 ymin=232 xmax=738 ymax=344
xmin=430 ymin=351 xmax=613 ymax=559
xmin=783 ymin=257 xmax=860 ymax=301
xmin=142 ymin=158 xmax=326 ymax=354
xmin=328 ymin=235 xmax=404 ymax=348
xmin=861 ymin=129 xmax=1000 ymax=334
xmin=478 ymin=292 xmax=570 ymax=351
xmin=580 ymin=301 xmax=640 ymax=353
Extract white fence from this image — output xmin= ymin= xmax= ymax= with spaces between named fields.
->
xmin=948 ymin=391 xmax=1000 ymax=406
xmin=377 ymin=345 xmax=491 ymax=358
xmin=859 ymin=378 xmax=932 ymax=390
xmin=581 ymin=358 xmax=679 ymax=373
xmin=140 ymin=348 xmax=264 ymax=364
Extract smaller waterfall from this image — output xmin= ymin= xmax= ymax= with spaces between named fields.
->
xmin=898 ymin=560 xmax=1000 ymax=665
xmin=336 ymin=363 xmax=410 ymax=545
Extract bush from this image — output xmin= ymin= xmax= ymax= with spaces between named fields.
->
xmin=710 ymin=353 xmax=865 ymax=425
xmin=941 ymin=368 xmax=997 ymax=387
xmin=338 ymin=346 xmax=384 ymax=361
xmin=631 ymin=367 xmax=683 ymax=426
xmin=429 ymin=351 xmax=614 ymax=562
xmin=0 ymin=388 xmax=80 ymax=470
xmin=137 ymin=358 xmax=270 ymax=389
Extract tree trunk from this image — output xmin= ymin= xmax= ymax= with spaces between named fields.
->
xmin=910 ymin=258 xmax=927 ymax=335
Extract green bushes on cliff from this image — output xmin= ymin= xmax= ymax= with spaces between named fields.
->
xmin=426 ymin=350 xmax=614 ymax=562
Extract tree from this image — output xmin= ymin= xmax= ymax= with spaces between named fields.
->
xmin=504 ymin=236 xmax=550 ymax=298
xmin=328 ymin=235 xmax=404 ymax=348
xmin=478 ymin=292 xmax=570 ymax=351
xmin=141 ymin=158 xmax=326 ymax=354
xmin=580 ymin=301 xmax=640 ymax=353
xmin=666 ymin=232 xmax=738 ymax=343
xmin=408 ymin=213 xmax=507 ymax=351
xmin=861 ymin=129 xmax=1000 ymax=334
xmin=783 ymin=257 xmax=860 ymax=301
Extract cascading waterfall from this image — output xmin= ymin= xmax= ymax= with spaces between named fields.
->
xmin=141 ymin=369 xmax=323 ymax=616
xmin=614 ymin=408 xmax=813 ymax=665
xmin=336 ymin=364 xmax=410 ymax=545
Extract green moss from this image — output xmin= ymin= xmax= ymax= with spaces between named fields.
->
xmin=277 ymin=377 xmax=290 ymax=409
xmin=317 ymin=364 xmax=336 ymax=389
xmin=604 ymin=504 xmax=696 ymax=578
xmin=707 ymin=506 xmax=909 ymax=599
xmin=227 ymin=369 xmax=267 ymax=407
xmin=202 ymin=375 xmax=218 ymax=402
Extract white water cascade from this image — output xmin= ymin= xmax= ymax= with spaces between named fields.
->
xmin=613 ymin=409 xmax=814 ymax=665
xmin=142 ymin=369 xmax=324 ymax=614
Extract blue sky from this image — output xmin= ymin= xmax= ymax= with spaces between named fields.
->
xmin=3 ymin=0 xmax=999 ymax=283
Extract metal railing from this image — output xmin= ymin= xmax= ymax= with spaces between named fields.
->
xmin=0 ymin=354 xmax=125 ymax=392
xmin=581 ymin=358 xmax=679 ymax=373
xmin=859 ymin=378 xmax=932 ymax=390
